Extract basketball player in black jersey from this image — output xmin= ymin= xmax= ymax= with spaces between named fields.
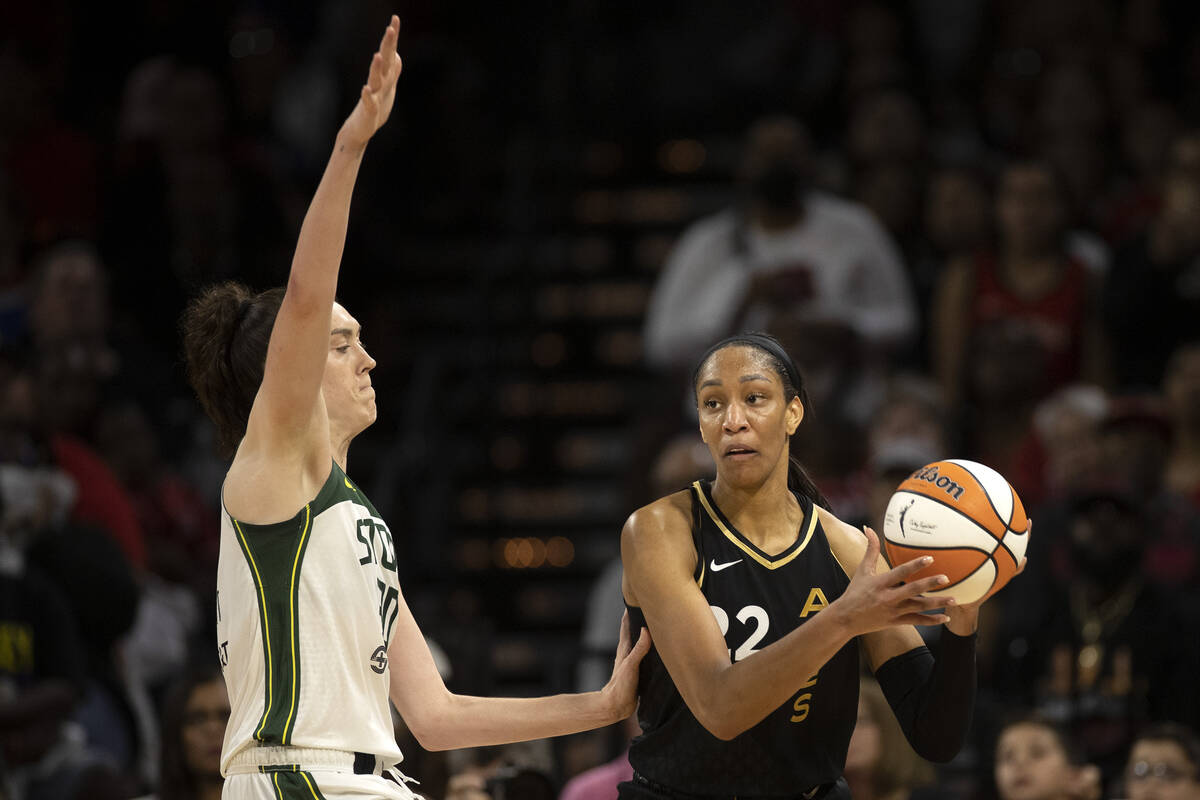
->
xmin=621 ymin=333 xmax=1021 ymax=799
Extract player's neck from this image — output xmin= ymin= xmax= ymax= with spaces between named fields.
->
xmin=331 ymin=434 xmax=351 ymax=473
xmin=711 ymin=471 xmax=800 ymax=553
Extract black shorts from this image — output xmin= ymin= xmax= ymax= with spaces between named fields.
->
xmin=617 ymin=772 xmax=850 ymax=800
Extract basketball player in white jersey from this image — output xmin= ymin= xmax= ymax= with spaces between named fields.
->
xmin=181 ymin=17 xmax=650 ymax=799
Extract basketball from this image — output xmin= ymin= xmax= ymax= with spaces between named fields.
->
xmin=881 ymin=459 xmax=1029 ymax=605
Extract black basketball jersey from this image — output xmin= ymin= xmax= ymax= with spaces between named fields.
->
xmin=626 ymin=480 xmax=859 ymax=796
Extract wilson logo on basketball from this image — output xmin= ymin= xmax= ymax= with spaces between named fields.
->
xmin=909 ymin=464 xmax=965 ymax=500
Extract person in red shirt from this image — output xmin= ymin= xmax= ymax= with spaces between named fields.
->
xmin=933 ymin=159 xmax=1108 ymax=477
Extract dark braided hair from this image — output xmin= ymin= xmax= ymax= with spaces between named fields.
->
xmin=692 ymin=332 xmax=832 ymax=511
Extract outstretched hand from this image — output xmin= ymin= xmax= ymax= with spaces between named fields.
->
xmin=341 ymin=15 xmax=403 ymax=148
xmin=600 ymin=610 xmax=652 ymax=722
xmin=831 ymin=526 xmax=954 ymax=637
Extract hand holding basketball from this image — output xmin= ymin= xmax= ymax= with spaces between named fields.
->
xmin=830 ymin=526 xmax=954 ymax=637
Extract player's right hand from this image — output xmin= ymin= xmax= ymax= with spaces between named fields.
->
xmin=831 ymin=526 xmax=952 ymax=636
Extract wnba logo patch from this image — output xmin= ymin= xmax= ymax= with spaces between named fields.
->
xmin=370 ymin=645 xmax=388 ymax=674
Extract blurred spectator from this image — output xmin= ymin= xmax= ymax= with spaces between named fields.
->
xmin=847 ymin=90 xmax=926 ymax=167
xmin=844 ymin=677 xmax=936 ymax=800
xmin=444 ymin=740 xmax=557 ymax=800
xmin=1097 ymin=393 xmax=1200 ymax=590
xmin=1103 ymin=130 xmax=1200 ymax=390
xmin=1121 ymin=723 xmax=1200 ymax=800
xmin=643 ymin=114 xmax=916 ymax=377
xmin=841 ymin=3 xmax=912 ymax=99
xmin=0 ymin=37 xmax=100 ymax=247
xmin=993 ymin=482 xmax=1200 ymax=783
xmin=909 ymin=163 xmax=994 ymax=366
xmin=135 ymin=665 xmax=229 ymax=800
xmin=858 ymin=374 xmax=947 ymax=527
xmin=0 ymin=462 xmax=134 ymax=800
xmin=932 ymin=159 xmax=1107 ymax=477
xmin=1165 ymin=343 xmax=1200 ymax=508
xmin=1101 ymin=100 xmax=1180 ymax=245
xmin=95 ymin=400 xmax=217 ymax=596
xmin=1011 ymin=384 xmax=1109 ymax=511
xmin=1035 ymin=62 xmax=1112 ymax=237
xmin=103 ymin=56 xmax=290 ymax=354
xmin=0 ymin=345 xmax=147 ymax=571
xmin=558 ymin=717 xmax=639 ymax=800
xmin=992 ymin=714 xmax=1100 ymax=800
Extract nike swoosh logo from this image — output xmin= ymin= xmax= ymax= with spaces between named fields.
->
xmin=710 ymin=559 xmax=742 ymax=572
xmin=344 ymin=477 xmax=357 ymax=491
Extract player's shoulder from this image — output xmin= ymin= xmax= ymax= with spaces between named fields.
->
xmin=815 ymin=507 xmax=871 ymax=578
xmin=622 ymin=490 xmax=696 ymax=554
xmin=622 ymin=491 xmax=700 ymax=597
xmin=625 ymin=490 xmax=693 ymax=535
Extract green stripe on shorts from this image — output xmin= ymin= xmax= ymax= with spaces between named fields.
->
xmin=269 ymin=770 xmax=328 ymax=800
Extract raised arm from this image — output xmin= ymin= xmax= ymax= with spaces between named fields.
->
xmin=386 ymin=589 xmax=651 ymax=751
xmin=621 ymin=496 xmax=949 ymax=741
xmin=246 ymin=17 xmax=402 ymax=457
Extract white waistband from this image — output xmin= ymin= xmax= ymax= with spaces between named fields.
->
xmin=226 ymin=746 xmax=389 ymax=775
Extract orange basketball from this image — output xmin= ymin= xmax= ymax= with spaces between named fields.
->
xmin=881 ymin=459 xmax=1028 ymax=605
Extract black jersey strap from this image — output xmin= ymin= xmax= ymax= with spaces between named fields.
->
xmin=873 ymin=629 xmax=976 ymax=763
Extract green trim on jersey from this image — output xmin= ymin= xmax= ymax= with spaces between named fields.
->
xmin=232 ymin=501 xmax=315 ymax=745
xmin=268 ymin=770 xmax=328 ymax=800
xmin=228 ymin=461 xmax=381 ymax=746
xmin=329 ymin=460 xmax=381 ymax=518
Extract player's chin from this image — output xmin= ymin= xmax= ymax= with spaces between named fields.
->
xmin=360 ymin=402 xmax=378 ymax=429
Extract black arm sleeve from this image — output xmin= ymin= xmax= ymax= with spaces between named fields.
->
xmin=873 ymin=629 xmax=977 ymax=763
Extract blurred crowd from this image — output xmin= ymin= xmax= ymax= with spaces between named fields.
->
xmin=2 ymin=0 xmax=1200 ymax=798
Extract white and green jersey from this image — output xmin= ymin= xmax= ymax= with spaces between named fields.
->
xmin=216 ymin=461 xmax=404 ymax=775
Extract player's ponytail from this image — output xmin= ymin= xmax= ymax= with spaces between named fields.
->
xmin=181 ymin=282 xmax=285 ymax=458
xmin=787 ymin=454 xmax=831 ymax=512
xmin=693 ymin=332 xmax=831 ymax=512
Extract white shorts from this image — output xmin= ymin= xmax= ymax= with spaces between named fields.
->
xmin=223 ymin=770 xmax=420 ymax=800
xmin=223 ymin=747 xmax=420 ymax=800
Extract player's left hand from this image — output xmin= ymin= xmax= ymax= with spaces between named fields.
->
xmin=341 ymin=15 xmax=403 ymax=148
xmin=600 ymin=610 xmax=652 ymax=722
xmin=944 ymin=521 xmax=1030 ymax=635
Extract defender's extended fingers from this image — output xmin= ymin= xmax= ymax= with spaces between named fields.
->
xmin=630 ymin=627 xmax=652 ymax=661
xmin=617 ymin=610 xmax=631 ymax=649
